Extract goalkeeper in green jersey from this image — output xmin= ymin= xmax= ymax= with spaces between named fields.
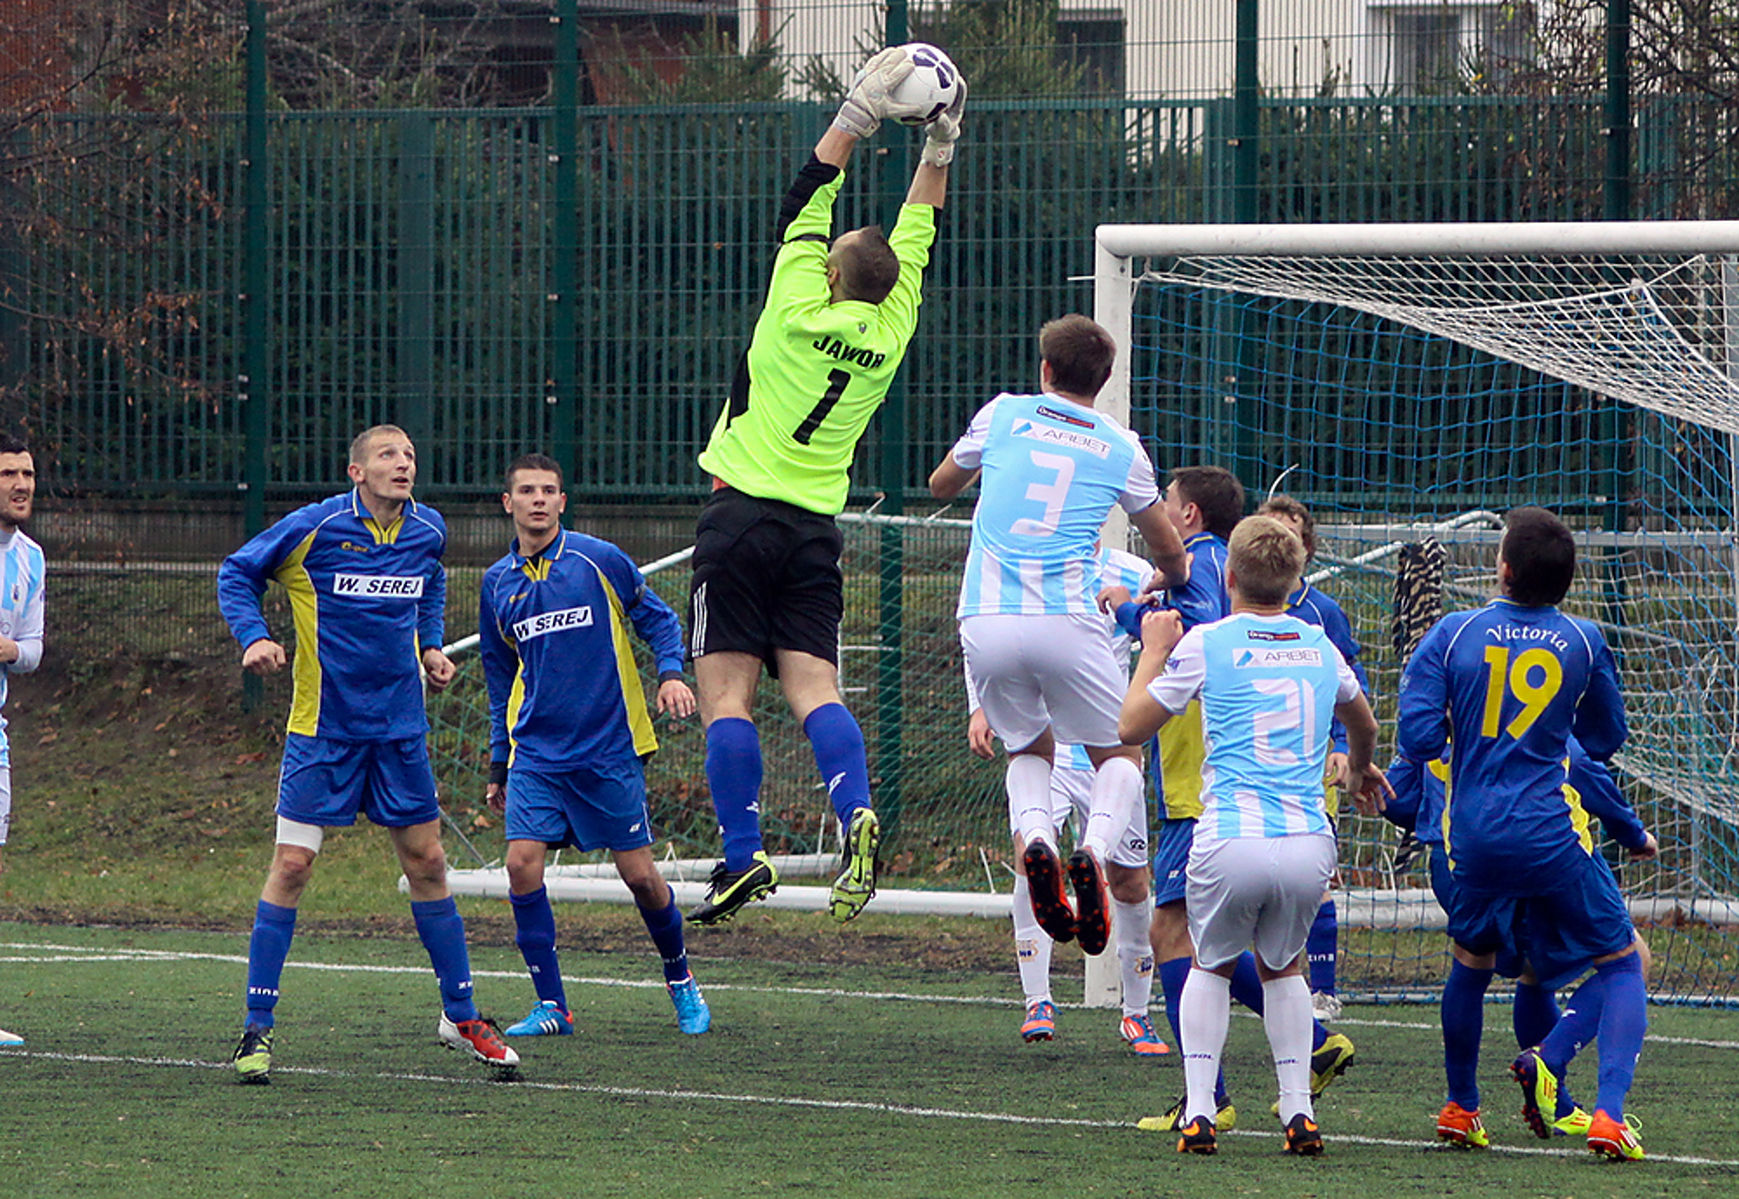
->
xmin=687 ymin=46 xmax=962 ymax=926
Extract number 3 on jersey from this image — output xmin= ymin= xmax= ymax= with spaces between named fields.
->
xmin=1010 ymin=450 xmax=1077 ymax=537
xmin=1480 ymin=645 xmax=1563 ymax=739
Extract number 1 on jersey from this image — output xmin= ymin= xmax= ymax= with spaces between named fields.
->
xmin=793 ymin=369 xmax=851 ymax=445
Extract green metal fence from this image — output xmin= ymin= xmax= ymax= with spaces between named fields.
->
xmin=10 ymin=91 xmax=1698 ymax=502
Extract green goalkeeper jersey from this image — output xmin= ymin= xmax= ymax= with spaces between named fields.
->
xmin=698 ymin=158 xmax=937 ymax=516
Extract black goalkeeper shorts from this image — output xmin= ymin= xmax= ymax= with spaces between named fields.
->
xmin=687 ymin=487 xmax=844 ymax=674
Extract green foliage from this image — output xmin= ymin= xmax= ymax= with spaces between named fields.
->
xmin=910 ymin=0 xmax=1088 ymax=99
xmin=599 ymin=16 xmax=789 ymax=105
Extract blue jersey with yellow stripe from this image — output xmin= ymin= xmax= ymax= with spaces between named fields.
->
xmin=1396 ymin=597 xmax=1627 ymax=881
xmin=1385 ymin=737 xmax=1648 ymax=856
xmin=478 ymin=529 xmax=685 ymax=773
xmin=217 ymin=491 xmax=446 ymax=740
xmin=1122 ymin=531 xmax=1230 ymax=821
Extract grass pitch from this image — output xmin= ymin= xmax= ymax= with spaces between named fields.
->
xmin=3 ymin=921 xmax=1737 ymax=1198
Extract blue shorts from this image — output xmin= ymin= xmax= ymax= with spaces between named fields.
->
xmin=504 ymin=762 xmax=654 ymax=853
xmin=1151 ymin=817 xmax=1196 ymax=907
xmin=277 ymin=734 xmax=440 ymax=829
xmin=1428 ymin=846 xmax=1524 ymax=979
xmin=1445 ymin=849 xmax=1635 ymax=990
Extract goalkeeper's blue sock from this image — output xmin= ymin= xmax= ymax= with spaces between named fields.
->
xmin=509 ymin=886 xmax=566 ymax=1009
xmin=803 ymin=703 xmax=871 ymax=827
xmin=411 ymin=897 xmax=479 ymax=1024
xmin=1540 ymin=970 xmax=1607 ymax=1076
xmin=1229 ymin=950 xmax=1329 ymax=1049
xmin=244 ymin=899 xmax=297 ymax=1028
xmin=1512 ymin=979 xmax=1561 ymax=1050
xmin=1306 ymin=898 xmax=1338 ymax=996
xmin=705 ymin=717 xmax=765 ymax=871
xmin=1592 ymin=952 xmax=1647 ymax=1119
xmin=1441 ymin=959 xmax=1494 ymax=1111
xmin=637 ymin=885 xmax=691 ymax=984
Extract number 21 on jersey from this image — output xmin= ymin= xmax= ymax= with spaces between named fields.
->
xmin=1480 ymin=645 xmax=1563 ymax=738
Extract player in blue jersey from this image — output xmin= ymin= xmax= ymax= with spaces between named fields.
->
xmin=1120 ymin=515 xmax=1388 ymax=1156
xmin=963 ymin=543 xmax=1165 ymax=1053
xmin=1258 ymin=495 xmax=1372 ymax=1021
xmin=0 ymin=435 xmax=44 ymax=1050
xmin=1382 ymin=739 xmax=1656 ymax=1139
xmin=930 ymin=314 xmax=1188 ymax=959
xmin=217 ymin=425 xmax=517 ymax=1081
xmin=479 ymin=454 xmax=710 ymax=1038
xmin=1396 ymin=506 xmax=1647 ymax=1160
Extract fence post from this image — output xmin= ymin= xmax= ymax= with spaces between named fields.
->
xmin=551 ymin=0 xmax=580 ymax=499
xmin=397 ymin=111 xmax=434 ymax=451
xmin=873 ymin=3 xmax=910 ymax=845
xmin=240 ymin=0 xmax=269 ymax=712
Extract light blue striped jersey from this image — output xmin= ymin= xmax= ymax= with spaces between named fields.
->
xmin=950 ymin=393 xmax=1159 ymax=618
xmin=1148 ymin=612 xmax=1359 ymax=844
xmin=0 ymin=527 xmax=46 ymax=755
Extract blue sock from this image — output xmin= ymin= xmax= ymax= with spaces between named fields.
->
xmin=244 ymin=899 xmax=297 ymax=1028
xmin=1441 ymin=959 xmax=1494 ymax=1110
xmin=1158 ymin=955 xmax=1191 ymax=1048
xmin=509 ymin=886 xmax=566 ymax=1010
xmin=638 ymin=886 xmax=691 ymax=983
xmin=803 ymin=703 xmax=872 ymax=826
xmin=1229 ymin=951 xmax=1329 ymax=1050
xmin=1593 ymin=953 xmax=1647 ymax=1118
xmin=1540 ymin=970 xmax=1607 ymax=1076
xmin=1512 ymin=981 xmax=1560 ymax=1050
xmin=1307 ymin=899 xmax=1338 ymax=995
xmin=705 ymin=717 xmax=765 ymax=871
xmin=411 ymin=897 xmax=479 ymax=1023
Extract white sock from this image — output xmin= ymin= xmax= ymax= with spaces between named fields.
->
xmin=1007 ymin=755 xmax=1055 ymax=849
xmin=1010 ymin=875 xmax=1054 ymax=1004
xmin=1081 ymin=755 xmax=1141 ymax=859
xmin=1115 ymin=897 xmax=1155 ymax=1017
xmin=1263 ymin=973 xmax=1316 ymax=1122
xmin=1180 ymin=968 xmax=1232 ymax=1123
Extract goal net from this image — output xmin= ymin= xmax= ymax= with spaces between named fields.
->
xmin=1098 ymin=220 xmax=1739 ymax=1004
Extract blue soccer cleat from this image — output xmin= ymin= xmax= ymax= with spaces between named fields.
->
xmin=667 ymin=974 xmax=711 ymax=1035
xmin=0 ymin=1026 xmax=23 ymax=1048
xmin=504 ymin=999 xmax=573 ymax=1038
xmin=1020 ymin=999 xmax=1057 ymax=1042
xmin=1119 ymin=1013 xmax=1170 ymax=1056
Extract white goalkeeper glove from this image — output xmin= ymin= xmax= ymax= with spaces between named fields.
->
xmin=920 ymin=77 xmax=966 ymax=168
xmin=833 ymin=46 xmax=914 ymax=140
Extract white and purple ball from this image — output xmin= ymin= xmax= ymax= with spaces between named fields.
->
xmin=888 ymin=43 xmax=962 ymax=127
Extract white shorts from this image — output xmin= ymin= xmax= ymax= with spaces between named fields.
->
xmin=960 ymin=613 xmax=1124 ymax=751
xmin=1013 ymin=747 xmax=1148 ymax=869
xmin=1186 ymin=834 xmax=1336 ymax=971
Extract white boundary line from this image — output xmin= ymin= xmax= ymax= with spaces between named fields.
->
xmin=4 ymin=1047 xmax=1738 ymax=1168
xmin=8 ymin=940 xmax=1739 ymax=1052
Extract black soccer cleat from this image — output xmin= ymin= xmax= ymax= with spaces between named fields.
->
xmin=1283 ymin=1111 xmax=1324 ymax=1156
xmin=1067 ymin=848 xmax=1111 ymax=956
xmin=1176 ymin=1116 xmax=1218 ymax=1156
xmin=688 ymin=852 xmax=779 ymax=926
xmin=1021 ymin=840 xmax=1075 ymax=944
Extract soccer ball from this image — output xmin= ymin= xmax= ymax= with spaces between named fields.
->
xmin=887 ymin=43 xmax=962 ymax=126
